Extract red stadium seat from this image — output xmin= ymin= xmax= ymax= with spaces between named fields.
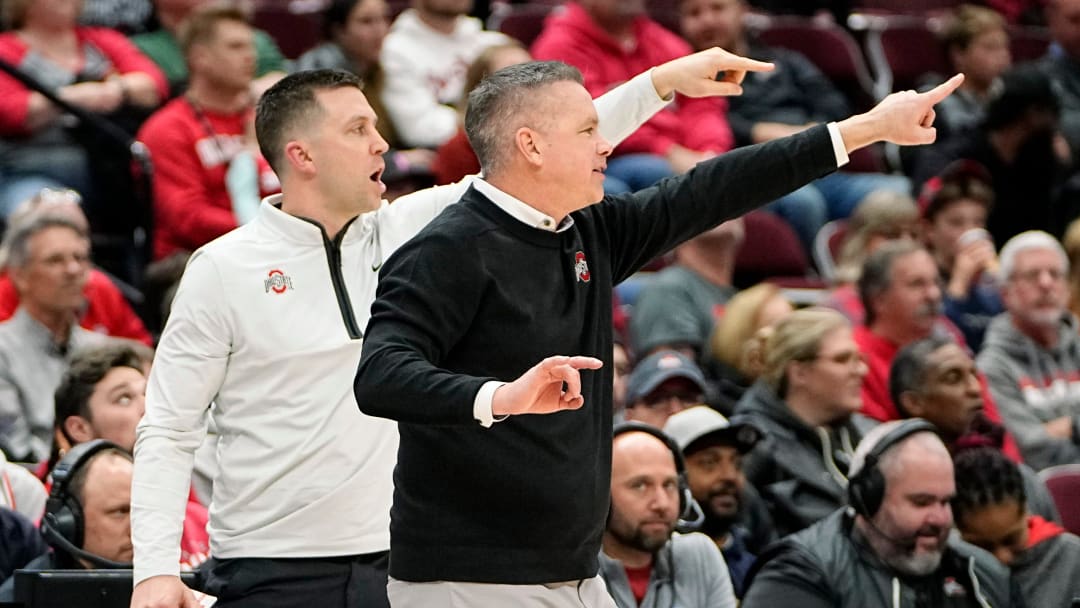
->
xmin=1009 ymin=25 xmax=1052 ymax=63
xmin=862 ymin=15 xmax=950 ymax=97
xmin=812 ymin=219 xmax=849 ymax=283
xmin=251 ymin=0 xmax=327 ymax=60
xmin=1040 ymin=464 xmax=1080 ymax=535
xmin=735 ymin=211 xmax=825 ymax=297
xmin=754 ymin=16 xmax=879 ymax=111
xmin=487 ymin=3 xmax=559 ymax=48
xmin=850 ymin=0 xmax=962 ymax=16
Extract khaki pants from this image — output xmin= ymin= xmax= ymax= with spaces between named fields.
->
xmin=387 ymin=575 xmax=617 ymax=608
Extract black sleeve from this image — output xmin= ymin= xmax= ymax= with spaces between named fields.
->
xmin=727 ymin=110 xmax=756 ymax=147
xmin=354 ymin=231 xmax=494 ymax=425
xmin=597 ymin=124 xmax=838 ymax=284
xmin=741 ymin=546 xmax=836 ymax=608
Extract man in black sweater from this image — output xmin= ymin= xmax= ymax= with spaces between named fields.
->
xmin=354 ymin=49 xmax=962 ymax=606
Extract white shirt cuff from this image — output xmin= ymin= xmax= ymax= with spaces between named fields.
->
xmin=646 ymin=68 xmax=675 ymax=103
xmin=474 ymin=381 xmax=508 ymax=428
xmin=826 ymin=122 xmax=850 ymax=168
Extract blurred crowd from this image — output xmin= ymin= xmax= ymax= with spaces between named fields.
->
xmin=0 ymin=0 xmax=1079 ymax=605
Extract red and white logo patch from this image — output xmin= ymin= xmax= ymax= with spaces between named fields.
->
xmin=264 ymin=269 xmax=294 ymax=294
xmin=574 ymin=251 xmax=590 ymax=283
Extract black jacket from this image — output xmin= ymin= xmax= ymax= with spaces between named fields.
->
xmin=742 ymin=509 xmax=1017 ymax=608
xmin=733 ymin=381 xmax=862 ymax=537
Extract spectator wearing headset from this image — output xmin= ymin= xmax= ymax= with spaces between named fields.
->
xmin=0 ymin=440 xmax=133 ymax=600
xmin=49 ymin=343 xmax=209 ymax=570
xmin=599 ymin=423 xmax=737 ymax=608
xmin=741 ymin=419 xmax=1014 ymax=608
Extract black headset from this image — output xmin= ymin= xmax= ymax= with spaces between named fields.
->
xmin=41 ymin=439 xmax=132 ymax=569
xmin=847 ymin=419 xmax=940 ymax=519
xmin=612 ymin=422 xmax=695 ymax=522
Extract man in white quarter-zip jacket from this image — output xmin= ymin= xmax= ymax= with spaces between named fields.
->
xmin=129 ymin=51 xmax=750 ymax=608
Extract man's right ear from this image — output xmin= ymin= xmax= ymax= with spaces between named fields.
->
xmin=514 ymin=127 xmax=544 ymax=167
xmin=898 ymin=391 xmax=925 ymax=418
xmin=62 ymin=416 xmax=95 ymax=445
xmin=284 ymin=140 xmax=314 ymax=174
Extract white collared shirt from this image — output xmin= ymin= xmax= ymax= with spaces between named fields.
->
xmin=471 ymin=178 xmax=575 ymax=233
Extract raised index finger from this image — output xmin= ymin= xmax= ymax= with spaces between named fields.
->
xmin=922 ymin=73 xmax=965 ymax=105
xmin=566 ymin=356 xmax=603 ymax=370
xmin=719 ymin=53 xmax=775 ymax=74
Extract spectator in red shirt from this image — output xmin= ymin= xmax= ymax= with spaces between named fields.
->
xmin=137 ymin=5 xmax=279 ymax=261
xmin=854 ymin=240 xmax=1021 ymax=459
xmin=532 ymin=0 xmax=734 ymax=192
xmin=0 ymin=0 xmax=166 ymax=217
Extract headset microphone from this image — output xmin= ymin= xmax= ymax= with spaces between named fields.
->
xmin=677 ymin=498 xmax=705 ymax=530
xmin=40 ymin=522 xmax=133 ymax=569
xmin=849 ymin=506 xmax=920 ymax=552
xmin=41 ymin=439 xmax=134 ymax=570
xmin=846 ymin=420 xmax=941 ymax=554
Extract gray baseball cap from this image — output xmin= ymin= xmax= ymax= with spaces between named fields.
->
xmin=663 ymin=405 xmax=762 ymax=455
xmin=626 ymin=350 xmax=707 ymax=406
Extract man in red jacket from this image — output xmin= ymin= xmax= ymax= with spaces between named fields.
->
xmin=138 ymin=5 xmax=279 ymax=261
xmin=531 ymin=0 xmax=734 ymax=192
xmin=853 ymin=240 xmax=1021 ymax=460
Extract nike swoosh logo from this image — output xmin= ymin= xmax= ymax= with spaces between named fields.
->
xmin=371 ymin=262 xmax=382 ymax=272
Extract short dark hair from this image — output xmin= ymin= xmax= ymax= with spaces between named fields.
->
xmin=255 ymin=69 xmax=365 ymax=174
xmin=66 ymin=447 xmax=133 ymax=505
xmin=464 ymin=61 xmax=582 ymax=177
xmin=178 ymin=4 xmax=250 ymax=58
xmin=888 ymin=335 xmax=955 ymax=417
xmin=54 ymin=343 xmax=145 ymax=430
xmin=921 ymin=169 xmax=995 ymax=222
xmin=323 ymin=0 xmax=362 ymax=39
xmin=858 ymin=240 xmax=926 ymax=327
xmin=50 ymin=343 xmax=145 ymax=474
xmin=951 ymin=446 xmax=1026 ymax=526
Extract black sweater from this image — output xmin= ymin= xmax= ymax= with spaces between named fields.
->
xmin=354 ymin=125 xmax=837 ymax=584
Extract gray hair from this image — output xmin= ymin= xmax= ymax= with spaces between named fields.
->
xmin=2 ymin=215 xmax=87 ymax=270
xmin=999 ymin=230 xmax=1068 ymax=281
xmin=849 ymin=419 xmax=942 ymax=481
xmin=858 ymin=240 xmax=928 ymax=327
xmin=464 ymin=61 xmax=583 ymax=178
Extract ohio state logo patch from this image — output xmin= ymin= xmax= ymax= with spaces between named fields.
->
xmin=264 ymin=269 xmax=294 ymax=294
xmin=574 ymin=251 xmax=590 ymax=283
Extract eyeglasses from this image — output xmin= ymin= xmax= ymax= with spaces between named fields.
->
xmin=1009 ymin=267 xmax=1066 ymax=284
xmin=807 ymin=350 xmax=867 ymax=368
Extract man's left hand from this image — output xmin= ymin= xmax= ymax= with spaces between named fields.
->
xmin=837 ymin=74 xmax=965 ymax=151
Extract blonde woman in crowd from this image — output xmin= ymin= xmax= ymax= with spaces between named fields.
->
xmin=732 ymin=308 xmax=867 ymax=537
